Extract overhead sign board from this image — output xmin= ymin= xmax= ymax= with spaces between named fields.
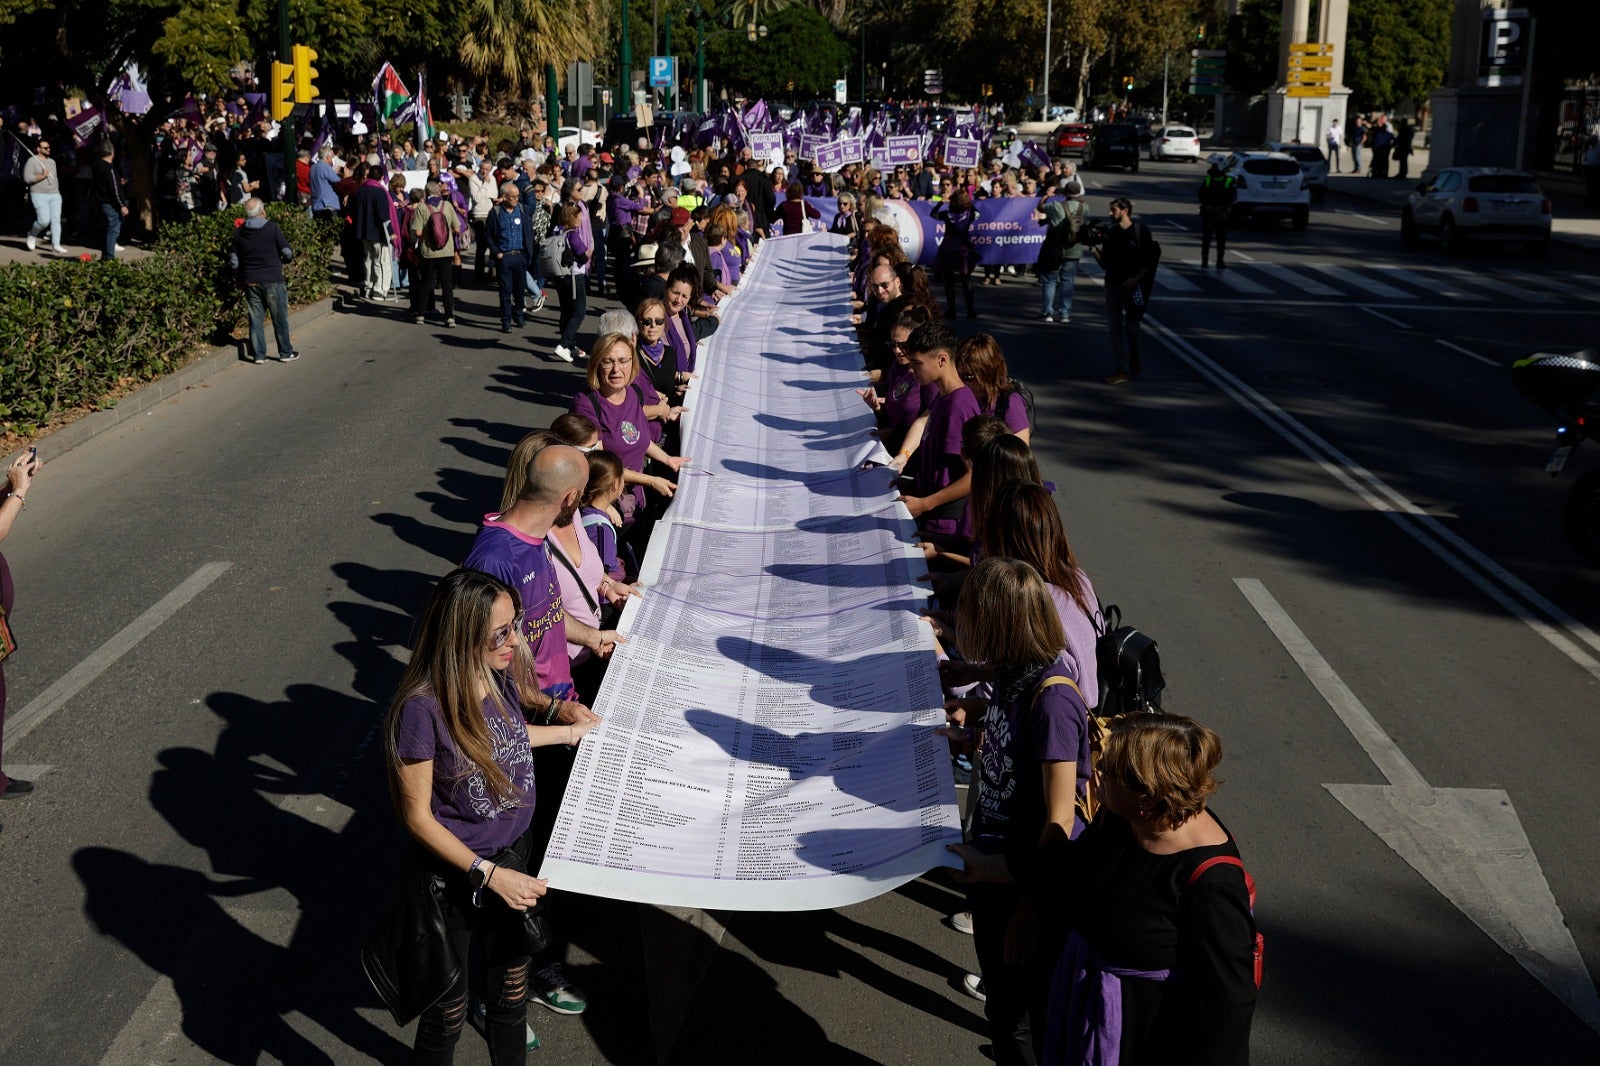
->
xmin=1286 ymin=86 xmax=1331 ymax=98
xmin=1290 ymin=42 xmax=1334 ymax=55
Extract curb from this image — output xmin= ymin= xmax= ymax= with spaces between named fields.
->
xmin=29 ymin=296 xmax=336 ymax=461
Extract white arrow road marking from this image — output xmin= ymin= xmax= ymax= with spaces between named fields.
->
xmin=1235 ymin=577 xmax=1600 ymax=1034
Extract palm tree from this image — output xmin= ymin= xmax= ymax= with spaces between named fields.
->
xmin=458 ymin=0 xmax=602 ymax=100
xmin=727 ymin=0 xmax=793 ymax=31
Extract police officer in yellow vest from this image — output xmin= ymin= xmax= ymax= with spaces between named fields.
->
xmin=1198 ymin=160 xmax=1237 ymax=270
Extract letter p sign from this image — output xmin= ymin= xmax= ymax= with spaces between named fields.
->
xmin=1487 ymin=20 xmax=1520 ymax=61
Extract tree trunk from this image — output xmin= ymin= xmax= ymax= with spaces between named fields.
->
xmin=120 ymin=115 xmax=160 ymax=238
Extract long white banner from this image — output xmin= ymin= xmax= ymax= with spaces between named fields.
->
xmin=539 ymin=232 xmax=963 ymax=910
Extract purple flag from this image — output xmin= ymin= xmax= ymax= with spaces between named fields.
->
xmin=66 ymin=105 xmax=105 ymax=148
xmin=1019 ymin=140 xmax=1051 ymax=171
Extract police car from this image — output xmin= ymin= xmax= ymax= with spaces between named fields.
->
xmin=1211 ymin=151 xmax=1311 ymax=230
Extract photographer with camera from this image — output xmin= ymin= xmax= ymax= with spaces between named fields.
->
xmin=1091 ymin=198 xmax=1158 ymax=386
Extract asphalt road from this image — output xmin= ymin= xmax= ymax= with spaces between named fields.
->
xmin=2 ymin=162 xmax=1599 ymax=1064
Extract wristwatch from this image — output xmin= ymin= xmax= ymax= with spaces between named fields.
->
xmin=468 ymin=856 xmax=490 ymax=906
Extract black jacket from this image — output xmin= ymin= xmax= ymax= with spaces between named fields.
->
xmin=230 ymin=218 xmax=292 ymax=284
xmin=91 ymin=157 xmax=123 ymax=208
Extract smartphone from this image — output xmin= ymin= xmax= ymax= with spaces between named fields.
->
xmin=26 ymin=446 xmax=37 ymax=471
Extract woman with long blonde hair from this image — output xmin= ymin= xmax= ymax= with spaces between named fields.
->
xmin=382 ymin=568 xmax=596 ymax=1064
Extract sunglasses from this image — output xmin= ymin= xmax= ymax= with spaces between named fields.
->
xmin=639 ymin=317 xmax=666 ymax=326
xmin=488 ymin=615 xmax=526 ymax=650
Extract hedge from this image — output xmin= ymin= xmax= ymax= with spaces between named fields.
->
xmin=0 ymin=203 xmax=335 ymax=435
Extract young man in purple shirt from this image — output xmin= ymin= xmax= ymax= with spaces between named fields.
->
xmin=899 ymin=323 xmax=981 ymax=539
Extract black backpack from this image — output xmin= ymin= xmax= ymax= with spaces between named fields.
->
xmin=1095 ymin=603 xmax=1166 ymax=717
xmin=1000 ymin=381 xmax=1036 ymax=432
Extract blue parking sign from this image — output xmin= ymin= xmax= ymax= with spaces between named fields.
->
xmin=649 ymin=56 xmax=676 ymax=89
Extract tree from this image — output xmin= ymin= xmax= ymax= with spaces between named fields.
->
xmin=1345 ymin=0 xmax=1451 ymax=111
xmin=458 ymin=0 xmax=603 ymax=103
xmin=703 ymin=6 xmax=847 ymax=97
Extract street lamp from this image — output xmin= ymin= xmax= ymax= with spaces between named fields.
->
xmin=696 ymin=20 xmax=765 ymax=113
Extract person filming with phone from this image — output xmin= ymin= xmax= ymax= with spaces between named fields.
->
xmin=1092 ymin=197 xmax=1158 ymax=386
xmin=0 ymin=446 xmax=43 ymax=798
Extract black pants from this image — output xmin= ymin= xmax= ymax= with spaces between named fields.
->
xmin=497 ymin=253 xmax=528 ymax=327
xmin=1200 ymin=212 xmax=1228 ymax=265
xmin=969 ymin=883 xmax=1056 ymax=1066
xmin=944 ymin=269 xmax=975 ymax=316
xmin=413 ymin=256 xmax=456 ymax=319
xmin=473 ymin=218 xmax=491 ymax=279
xmin=1105 ymin=284 xmax=1146 ymax=374
xmin=411 ymin=850 xmax=531 ymax=1066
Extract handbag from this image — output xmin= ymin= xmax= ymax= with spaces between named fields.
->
xmin=488 ymin=841 xmax=552 ymax=956
xmin=0 ymin=603 xmax=16 ymax=665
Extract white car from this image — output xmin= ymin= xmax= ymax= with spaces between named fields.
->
xmin=556 ymin=126 xmax=603 ymax=153
xmin=1217 ymin=151 xmax=1311 ymax=229
xmin=1264 ymin=141 xmax=1329 ymax=200
xmin=1149 ymin=126 xmax=1201 ymax=161
xmin=1402 ymin=167 xmax=1552 ymax=255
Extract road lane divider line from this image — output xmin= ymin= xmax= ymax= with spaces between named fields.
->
xmin=1144 ymin=318 xmax=1600 ymax=683
xmin=1229 ymin=251 xmax=1257 ymax=262
xmin=1434 ymin=339 xmax=1499 ymax=367
xmin=1355 ymin=214 xmax=1390 ymax=225
xmin=1358 ymin=306 xmax=1411 ymax=328
xmin=3 ymin=562 xmax=234 ymax=754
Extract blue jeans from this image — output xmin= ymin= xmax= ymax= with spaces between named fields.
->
xmin=100 ymin=203 xmax=122 ymax=259
xmin=1350 ymin=142 xmax=1362 ymax=173
xmin=29 ymin=192 xmax=63 ymax=247
xmin=1040 ymin=259 xmax=1080 ymax=320
xmin=497 ymin=252 xmax=528 ymax=326
xmin=243 ymin=282 xmax=293 ymax=360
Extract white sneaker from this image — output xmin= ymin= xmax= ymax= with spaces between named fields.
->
xmin=532 ymin=292 xmax=547 ymax=312
xmin=946 ymin=910 xmax=975 ymax=935
xmin=114 ymin=244 xmax=126 ymax=253
xmin=26 ymin=235 xmax=37 ymax=251
xmin=552 ymin=345 xmax=575 ymax=363
xmin=961 ymin=973 xmax=987 ymax=1002
xmin=51 ymin=245 xmax=67 ymax=253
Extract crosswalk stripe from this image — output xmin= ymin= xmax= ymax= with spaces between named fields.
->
xmin=1309 ymin=263 xmax=1417 ymax=300
xmin=1370 ymin=265 xmax=1476 ymax=300
xmin=1506 ymin=274 xmax=1591 ymax=300
xmin=1246 ymin=262 xmax=1341 ymax=296
xmin=1155 ymin=269 xmax=1202 ymax=293
xmin=1436 ymin=268 xmax=1557 ymax=304
xmin=1184 ymin=258 xmax=1273 ymax=295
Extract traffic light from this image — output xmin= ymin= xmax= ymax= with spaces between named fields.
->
xmin=291 ymin=44 xmax=320 ymax=104
xmin=270 ymin=60 xmax=295 ymax=121
xmin=1123 ymin=76 xmax=1134 ymax=93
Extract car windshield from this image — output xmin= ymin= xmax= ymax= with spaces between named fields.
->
xmin=1242 ymin=158 xmax=1301 ymax=176
xmin=1100 ymin=127 xmax=1136 ymax=143
xmin=1281 ymin=146 xmax=1325 ymax=163
xmin=1166 ymin=128 xmax=1196 ymax=138
xmin=1468 ymin=174 xmax=1541 ymax=194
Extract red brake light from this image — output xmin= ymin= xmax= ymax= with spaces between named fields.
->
xmin=1463 ymin=196 xmax=1479 ymax=212
xmin=1541 ymin=197 xmax=1552 ymax=215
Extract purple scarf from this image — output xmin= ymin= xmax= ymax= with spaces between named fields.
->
xmin=1044 ymin=929 xmax=1173 ymax=1065
xmin=666 ymin=310 xmax=697 ymax=374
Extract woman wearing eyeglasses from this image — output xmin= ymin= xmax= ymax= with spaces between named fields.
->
xmin=571 ymin=332 xmax=689 ymax=529
xmin=381 ymin=567 xmax=596 ymax=1064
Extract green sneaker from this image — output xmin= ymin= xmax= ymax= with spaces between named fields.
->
xmin=469 ymin=1000 xmax=540 ymax=1050
xmin=532 ymin=963 xmax=588 ymax=1015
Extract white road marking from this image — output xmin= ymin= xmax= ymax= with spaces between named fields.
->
xmin=1144 ymin=316 xmax=1600 ymax=682
xmin=1313 ymin=263 xmax=1417 ymax=300
xmin=1155 ymin=269 xmax=1202 ymax=293
xmin=1356 ymin=214 xmax=1390 ymax=225
xmin=1359 ymin=306 xmax=1411 ymax=328
xmin=1518 ymin=274 xmax=1598 ymax=300
xmin=1199 ymin=261 xmax=1273 ymax=295
xmin=1246 ymin=262 xmax=1342 ymax=296
xmin=3 ymin=763 xmax=52 ymax=781
xmin=1370 ymin=265 xmax=1474 ymax=300
xmin=3 ymin=563 xmax=234 ymax=754
xmin=1439 ymin=268 xmax=1557 ymax=305
xmin=1435 ymin=338 xmax=1499 ymax=367
xmin=1159 ymin=218 xmax=1191 ymax=231
xmin=1236 ymin=578 xmax=1600 ymax=1036
xmin=1229 ymin=250 xmax=1257 ymax=262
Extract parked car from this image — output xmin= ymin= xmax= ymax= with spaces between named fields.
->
xmin=1084 ymin=124 xmax=1140 ymax=172
xmin=1401 ymin=167 xmax=1552 ymax=255
xmin=1265 ymin=141 xmax=1329 ymax=200
xmin=1149 ymin=126 xmax=1201 ymax=162
xmin=1050 ymin=123 xmax=1092 ymax=157
xmin=1215 ymin=151 xmax=1310 ymax=229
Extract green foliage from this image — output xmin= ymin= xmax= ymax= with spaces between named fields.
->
xmin=1346 ymin=0 xmax=1451 ymax=110
xmin=1221 ymin=0 xmax=1280 ymax=97
xmin=703 ymin=6 xmax=849 ymax=97
xmin=0 ymin=204 xmax=333 ymax=434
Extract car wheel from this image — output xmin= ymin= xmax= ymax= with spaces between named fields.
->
xmin=1400 ymin=209 xmax=1419 ymax=245
xmin=1292 ymin=207 xmax=1309 ymax=231
xmin=1310 ymin=186 xmax=1326 ymax=202
xmin=1438 ymin=215 xmax=1459 ymax=252
xmin=1527 ymin=237 xmax=1550 ymax=258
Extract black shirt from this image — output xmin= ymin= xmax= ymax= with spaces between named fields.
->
xmin=1101 ymin=222 xmax=1155 ymax=288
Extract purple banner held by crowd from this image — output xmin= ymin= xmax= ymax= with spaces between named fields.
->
xmin=809 ymin=195 xmax=1047 ymax=268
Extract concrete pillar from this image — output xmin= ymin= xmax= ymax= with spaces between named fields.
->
xmin=1430 ymin=0 xmax=1527 ymax=168
xmin=1276 ymin=0 xmax=1312 ymax=83
xmin=1266 ymin=0 xmax=1348 ymax=148
xmin=1318 ymin=0 xmax=1350 ymax=91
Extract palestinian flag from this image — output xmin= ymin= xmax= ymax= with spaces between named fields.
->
xmin=413 ymin=70 xmax=435 ymax=143
xmin=372 ymin=63 xmax=411 ymax=128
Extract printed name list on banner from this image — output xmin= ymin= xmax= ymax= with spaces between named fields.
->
xmin=540 ymin=232 xmax=962 ymax=911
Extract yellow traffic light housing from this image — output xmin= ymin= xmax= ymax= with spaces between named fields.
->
xmin=270 ymin=60 xmax=295 ymax=121
xmin=292 ymin=44 xmax=320 ymax=104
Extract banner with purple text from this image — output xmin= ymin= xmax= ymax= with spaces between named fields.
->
xmin=808 ymin=196 xmax=1047 ymax=268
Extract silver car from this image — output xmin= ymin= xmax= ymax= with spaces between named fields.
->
xmin=1402 ymin=167 xmax=1552 ymax=255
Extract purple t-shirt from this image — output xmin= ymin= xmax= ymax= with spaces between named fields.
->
xmin=983 ymin=389 xmax=1030 ymax=434
xmin=580 ymin=505 xmax=625 ymax=580
xmin=881 ymin=359 xmax=938 ymax=432
xmin=1050 ymin=574 xmax=1100 ymax=710
xmin=975 ymin=658 xmax=1091 ymax=849
xmin=462 ymin=518 xmax=574 ymax=697
xmin=394 ymin=684 xmax=537 ymax=854
xmin=914 ymin=384 xmax=982 ymax=536
xmin=574 ymin=386 xmax=656 ymax=513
